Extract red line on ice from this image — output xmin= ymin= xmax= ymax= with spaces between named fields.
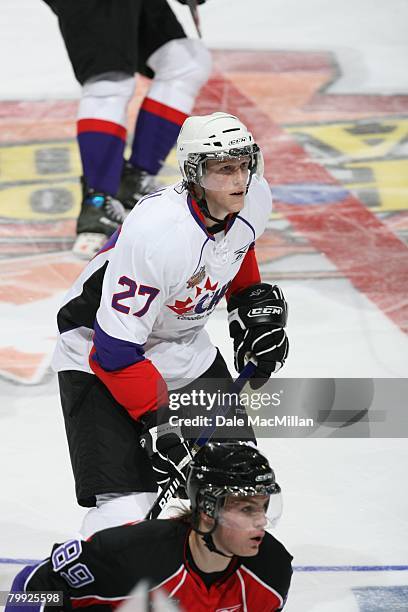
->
xmin=194 ymin=75 xmax=408 ymax=334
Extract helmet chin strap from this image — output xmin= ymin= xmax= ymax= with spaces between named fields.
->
xmin=203 ymin=531 xmax=234 ymax=558
xmin=196 ymin=193 xmax=228 ymax=226
xmin=191 ymin=175 xmax=252 ymax=228
xmin=192 ymin=514 xmax=234 ymax=559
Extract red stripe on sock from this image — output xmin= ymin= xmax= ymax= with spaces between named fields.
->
xmin=141 ymin=98 xmax=188 ymax=126
xmin=77 ymin=118 xmax=127 ymax=140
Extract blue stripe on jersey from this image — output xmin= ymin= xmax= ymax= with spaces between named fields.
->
xmin=225 ymin=213 xmax=237 ymax=233
xmin=93 ymin=320 xmax=145 ymax=371
xmin=138 ymin=189 xmax=165 ymax=205
xmin=192 ymin=235 xmax=211 ymax=275
xmin=187 ymin=195 xmax=215 ymax=240
xmin=95 ymin=227 xmax=121 ymax=257
xmin=236 ymin=215 xmax=256 ymax=241
xmin=6 ymin=564 xmax=43 ymax=611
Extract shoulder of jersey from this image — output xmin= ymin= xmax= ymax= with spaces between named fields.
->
xmin=126 ymin=185 xmax=188 ymax=228
xmin=87 ymin=520 xmax=188 ymax=585
xmin=124 ymin=184 xmax=190 ymax=239
xmin=247 ymin=175 xmax=272 ymax=207
xmin=241 ymin=531 xmax=293 ymax=580
xmin=94 ymin=517 xmax=189 ymax=550
xmin=236 ymin=176 xmax=272 ymax=225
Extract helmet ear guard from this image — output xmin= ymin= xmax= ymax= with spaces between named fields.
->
xmin=190 ymin=490 xmax=223 ymax=537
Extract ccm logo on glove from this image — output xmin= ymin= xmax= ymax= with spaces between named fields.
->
xmin=247 ymin=306 xmax=283 ymax=317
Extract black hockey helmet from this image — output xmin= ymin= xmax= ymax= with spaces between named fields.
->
xmin=187 ymin=442 xmax=280 ymax=520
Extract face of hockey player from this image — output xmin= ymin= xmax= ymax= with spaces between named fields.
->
xmin=211 ymin=495 xmax=269 ymax=557
xmin=199 ymin=156 xmax=251 ymax=221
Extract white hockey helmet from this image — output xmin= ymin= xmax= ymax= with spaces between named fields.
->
xmin=177 ymin=112 xmax=264 ymax=190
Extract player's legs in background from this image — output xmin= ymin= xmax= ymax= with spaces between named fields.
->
xmin=77 ymin=73 xmax=134 ymax=198
xmin=74 ymin=71 xmax=134 ymax=258
xmin=46 ymin=0 xmax=142 ymax=258
xmin=80 ymin=492 xmax=156 ymax=539
xmin=117 ymin=0 xmax=212 ymax=208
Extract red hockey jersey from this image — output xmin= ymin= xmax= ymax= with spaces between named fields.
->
xmin=8 ymin=519 xmax=292 ymax=611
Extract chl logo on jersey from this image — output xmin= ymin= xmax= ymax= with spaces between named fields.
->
xmin=167 ymin=276 xmax=231 ymax=319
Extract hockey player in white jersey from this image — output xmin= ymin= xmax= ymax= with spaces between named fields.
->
xmin=53 ymin=112 xmax=289 ymax=537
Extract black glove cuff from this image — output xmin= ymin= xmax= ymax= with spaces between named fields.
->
xmin=140 ymin=406 xmax=185 ymax=457
xmin=140 ymin=405 xmax=172 ymax=431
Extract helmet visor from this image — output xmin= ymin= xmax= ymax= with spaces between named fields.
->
xmin=187 ymin=145 xmax=264 ymax=192
xmin=216 ymin=489 xmax=283 ymax=533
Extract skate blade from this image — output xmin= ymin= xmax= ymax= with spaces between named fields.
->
xmin=72 ymin=233 xmax=107 ymax=260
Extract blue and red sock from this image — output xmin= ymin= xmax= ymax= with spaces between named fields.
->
xmin=77 ymin=118 xmax=127 ymax=195
xmin=129 ymin=98 xmax=188 ymax=175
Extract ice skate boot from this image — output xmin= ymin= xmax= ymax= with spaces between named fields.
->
xmin=117 ymin=162 xmax=162 ymax=210
xmin=73 ymin=190 xmax=127 ymax=260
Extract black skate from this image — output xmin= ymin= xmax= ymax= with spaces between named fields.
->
xmin=117 ymin=162 xmax=162 ymax=209
xmin=73 ymin=190 xmax=127 ymax=260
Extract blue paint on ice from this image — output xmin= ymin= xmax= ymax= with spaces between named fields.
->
xmin=271 ymin=183 xmax=349 ymax=205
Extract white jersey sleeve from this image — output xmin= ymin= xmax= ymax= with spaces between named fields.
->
xmin=94 ymin=213 xmax=184 ymax=372
xmin=244 ymin=176 xmax=272 ymax=240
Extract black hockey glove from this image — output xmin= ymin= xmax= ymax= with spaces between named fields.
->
xmin=227 ymin=283 xmax=289 ymax=390
xmin=140 ymin=407 xmax=193 ymax=499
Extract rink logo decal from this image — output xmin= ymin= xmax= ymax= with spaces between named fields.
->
xmin=1 ymin=49 xmax=407 ymax=386
xmin=1 ymin=54 xmax=407 ymax=260
xmin=271 ymin=183 xmax=350 ymax=206
xmin=0 ymin=253 xmax=84 ymax=385
xmin=285 ymin=119 xmax=408 ymax=212
xmin=196 ymin=59 xmax=408 ymax=333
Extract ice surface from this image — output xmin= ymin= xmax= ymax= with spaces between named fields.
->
xmin=1 ymin=1 xmax=407 ymax=610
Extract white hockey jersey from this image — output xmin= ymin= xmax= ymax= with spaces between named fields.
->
xmin=52 ymin=177 xmax=272 ymax=390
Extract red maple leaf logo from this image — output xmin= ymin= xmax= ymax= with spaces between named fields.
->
xmin=167 ymin=297 xmax=194 ymax=315
xmin=204 ymin=276 xmax=218 ymax=291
